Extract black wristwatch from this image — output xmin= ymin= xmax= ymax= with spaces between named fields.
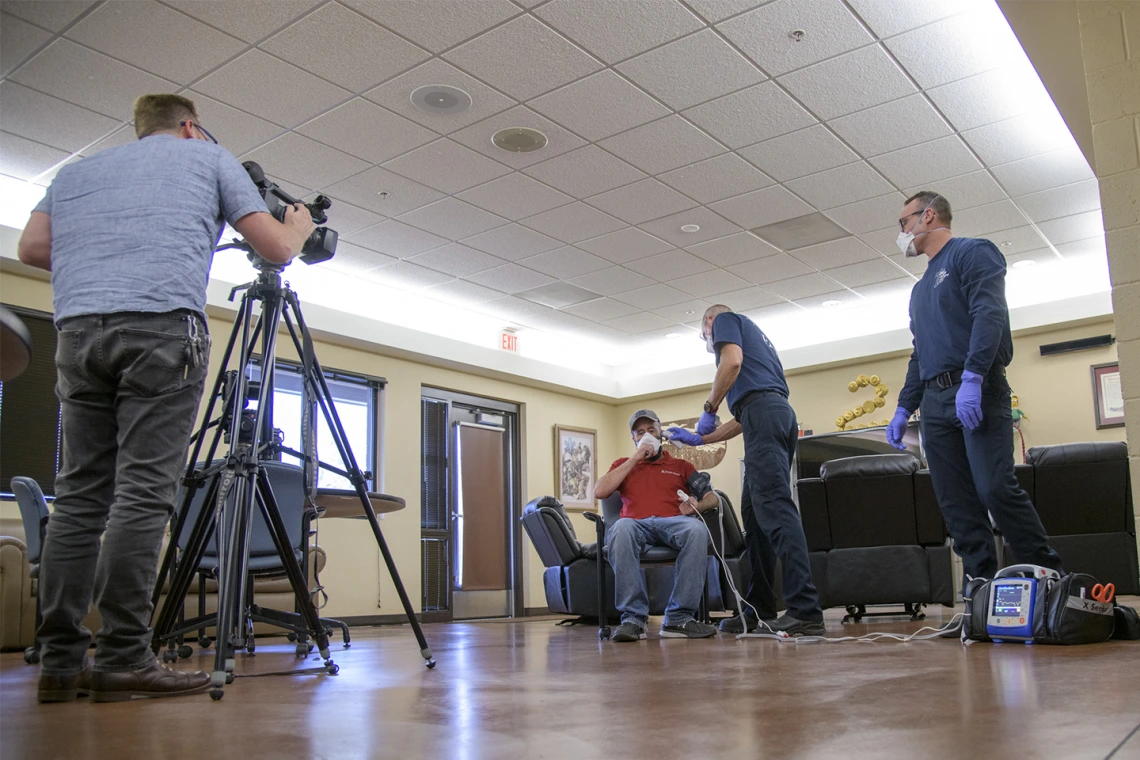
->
xmin=703 ymin=401 xmax=718 ymax=414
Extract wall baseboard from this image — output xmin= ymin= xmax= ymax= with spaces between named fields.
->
xmin=524 ymin=606 xmax=551 ymax=617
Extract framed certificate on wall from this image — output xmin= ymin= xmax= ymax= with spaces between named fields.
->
xmin=1091 ymin=362 xmax=1125 ymax=429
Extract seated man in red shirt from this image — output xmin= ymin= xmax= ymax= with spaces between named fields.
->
xmin=594 ymin=409 xmax=720 ymax=641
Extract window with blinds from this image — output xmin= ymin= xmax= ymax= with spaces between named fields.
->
xmin=421 ymin=398 xmax=449 ymax=611
xmin=0 ymin=307 xmax=60 ymax=496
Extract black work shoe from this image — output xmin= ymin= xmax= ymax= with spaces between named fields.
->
xmin=612 ymin=622 xmax=647 ymax=642
xmin=90 ymin=661 xmax=211 ymax=702
xmin=38 ymin=660 xmax=93 ymax=703
xmin=660 ymin=619 xmax=718 ymax=638
xmin=771 ymin=614 xmax=826 ymax=637
xmin=718 ymin=613 xmax=778 ymax=633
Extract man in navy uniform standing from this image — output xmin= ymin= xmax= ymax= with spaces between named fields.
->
xmin=885 ymin=191 xmax=1062 ymax=583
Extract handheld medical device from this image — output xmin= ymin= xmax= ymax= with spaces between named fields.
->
xmin=985 ymin=564 xmax=1060 ymax=642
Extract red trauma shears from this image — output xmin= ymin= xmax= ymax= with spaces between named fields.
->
xmin=1090 ymin=583 xmax=1115 ymax=604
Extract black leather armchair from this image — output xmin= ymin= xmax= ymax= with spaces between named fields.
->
xmin=11 ymin=477 xmax=49 ymax=664
xmin=521 ymin=496 xmax=615 ymax=620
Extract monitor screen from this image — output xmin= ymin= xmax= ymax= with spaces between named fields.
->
xmin=792 ymin=422 xmax=923 ymax=481
xmin=992 ymin=583 xmax=1025 ymax=615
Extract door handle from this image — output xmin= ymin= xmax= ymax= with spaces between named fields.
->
xmin=451 ymin=512 xmax=461 ymax=520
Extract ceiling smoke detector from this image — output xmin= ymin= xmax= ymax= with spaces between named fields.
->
xmin=680 ymin=224 xmax=701 ymax=232
xmin=789 ymin=29 xmax=806 ymax=42
xmin=410 ymin=85 xmax=472 ymax=115
xmin=492 ymin=127 xmax=548 ymax=153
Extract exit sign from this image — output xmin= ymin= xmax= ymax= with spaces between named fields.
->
xmin=500 ymin=332 xmax=518 ymax=352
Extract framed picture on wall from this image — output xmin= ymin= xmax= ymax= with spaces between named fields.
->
xmin=554 ymin=425 xmax=597 ymax=511
xmin=1091 ymin=362 xmax=1125 ymax=429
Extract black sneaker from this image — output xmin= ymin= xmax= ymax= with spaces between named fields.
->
xmin=612 ymin=622 xmax=647 ymax=642
xmin=660 ymin=619 xmax=718 ymax=638
xmin=771 ymin=613 xmax=825 ymax=637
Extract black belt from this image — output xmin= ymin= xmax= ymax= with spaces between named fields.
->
xmin=732 ymin=388 xmax=788 ymax=417
xmin=925 ymin=367 xmax=1005 ymax=390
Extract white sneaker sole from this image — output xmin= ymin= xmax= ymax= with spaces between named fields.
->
xmin=659 ymin=628 xmax=717 ymax=638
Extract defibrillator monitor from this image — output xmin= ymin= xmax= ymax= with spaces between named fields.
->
xmin=986 ymin=579 xmax=1036 ymax=641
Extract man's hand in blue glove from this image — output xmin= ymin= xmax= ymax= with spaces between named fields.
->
xmin=886 ymin=407 xmax=911 ymax=450
xmin=956 ymin=371 xmax=984 ymax=430
xmin=666 ymin=427 xmax=704 ymax=447
xmin=696 ymin=412 xmax=718 ymax=436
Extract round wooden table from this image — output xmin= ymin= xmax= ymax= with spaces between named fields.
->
xmin=0 ymin=306 xmax=32 ymax=382
xmin=313 ymin=489 xmax=405 ymax=520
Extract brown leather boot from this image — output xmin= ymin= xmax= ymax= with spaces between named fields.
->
xmin=89 ymin=661 xmax=211 ymax=702
xmin=38 ymin=660 xmax=93 ymax=703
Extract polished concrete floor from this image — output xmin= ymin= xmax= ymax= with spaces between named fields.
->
xmin=2 ymin=602 xmax=1139 ymax=760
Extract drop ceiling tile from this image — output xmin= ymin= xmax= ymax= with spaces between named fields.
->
xmin=638 ymin=206 xmax=743 ymax=247
xmin=571 ymin=323 xmax=631 ymax=342
xmin=520 ymin=202 xmax=625 ymax=244
xmin=363 ymin=58 xmax=516 ymax=134
xmin=183 ymin=92 xmax=283 ymax=156
xmin=625 ymin=249 xmax=716 ymax=280
xmin=795 ymin=290 xmax=860 ymax=310
xmin=711 ymin=185 xmax=814 ymax=229
xmin=926 ymin=62 xmax=1050 ymax=132
xmin=685 ymin=0 xmax=766 ymax=24
xmin=397 ymin=197 xmax=507 ymax=240
xmin=869 ymin=135 xmax=982 ymax=188
xmin=650 ymin=298 xmax=713 ymax=322
xmin=443 ymin=15 xmax=602 ymax=101
xmin=668 ymin=269 xmax=753 ymax=298
xmin=568 ymin=266 xmax=656 ymax=295
xmin=889 ymin=251 xmax=928 ymax=276
xmin=599 ymin=116 xmax=724 ymax=176
xmin=77 ymin=126 xmax=136 ymax=157
xmin=687 ymin=232 xmax=781 ymax=267
xmin=586 ymin=179 xmax=698 ymax=226
xmin=828 ymin=94 xmax=954 ymax=158
xmin=262 ymin=173 xmax=312 ymax=200
xmin=1 ymin=1 xmax=96 ymax=31
xmin=1036 ymin=211 xmax=1105 ymax=246
xmin=777 ymin=44 xmax=916 ymax=121
xmin=952 ymin=200 xmax=1029 ymax=237
xmin=577 ymin=226 xmax=673 ymax=264
xmin=658 ymin=153 xmax=774 ymax=205
xmin=322 ymin=166 xmax=443 ymax=216
xmin=321 ymin=199 xmax=385 ymax=237
xmin=562 ymin=297 xmax=642 ymax=321
xmin=261 ymin=3 xmax=428 ymax=92
xmin=706 ymin=285 xmax=783 ymax=310
xmin=296 ymin=98 xmax=435 ymax=164
xmin=960 ymin=111 xmax=1073 ymax=166
xmin=0 ymin=81 xmax=120 ymax=153
xmin=0 ymin=131 xmax=70 ymax=180
xmin=422 ymin=278 xmax=504 ymax=306
xmin=618 ymin=29 xmax=766 ymax=111
xmin=845 ymin=0 xmax=976 ymax=40
xmin=987 ymin=226 xmax=1048 ymax=255
xmin=1014 ymin=179 xmax=1101 ymax=224
xmin=743 ymin=300 xmax=806 ymax=324
xmin=884 ymin=5 xmax=1019 ymax=90
xmin=854 ymin=277 xmax=918 ymax=301
xmin=764 ymin=273 xmax=842 ymax=300
xmin=347 ymin=219 xmax=449 ymax=257
xmin=859 ymin=226 xmax=902 ymax=255
xmin=682 ymin=82 xmax=816 ymax=150
xmin=163 ymin=0 xmax=321 ymax=43
xmin=406 ymin=243 xmax=506 ymax=277
xmin=1055 ymin=236 xmax=1107 ymax=261
xmin=193 ymin=50 xmax=350 ymax=127
xmin=366 ymin=260 xmax=453 ymax=290
xmin=991 ymin=146 xmax=1097 ymax=198
xmin=718 ymin=0 xmax=873 ymax=77
xmin=790 ymin=237 xmax=879 ymax=268
xmin=824 ymin=192 xmax=907 ymax=234
xmin=10 ymin=38 xmax=174 ymax=121
xmin=739 ymin=125 xmax=858 ymax=182
xmin=449 ymin=105 xmax=586 ymax=169
xmin=1 ymin=13 xmax=54 ymax=78
xmin=462 ymin=223 xmax=563 ymax=260
xmin=610 ymin=283 xmax=692 ymax=307
xmin=342 ymin=0 xmax=518 ymax=53
xmin=474 ymin=295 xmax=552 ymax=321
xmin=528 ymin=70 xmax=670 ymax=142
xmin=785 ymin=161 xmax=894 ymax=210
xmin=823 ymin=257 xmax=908 ymax=288
xmin=523 ymin=145 xmax=646 ymax=198
xmin=241 ymin=132 xmax=369 ymax=190
xmin=382 ymin=139 xmax=510 ymax=194
xmin=457 ymin=172 xmax=573 ymax=220
xmin=727 ymin=253 xmax=814 ymax=285
xmin=518 ymin=247 xmax=611 ymax=279
xmin=519 ymin=307 xmax=596 ymax=332
xmin=534 ymin=0 xmax=703 ymax=64
xmin=67 ymin=1 xmax=244 ymax=85
xmin=903 ymin=170 xmax=1007 ymax=212
xmin=321 ymin=241 xmax=395 ymax=276
xmin=467 ymin=263 xmax=556 ymax=293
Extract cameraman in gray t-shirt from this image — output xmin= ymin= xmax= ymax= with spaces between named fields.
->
xmin=18 ymin=93 xmax=315 ymax=703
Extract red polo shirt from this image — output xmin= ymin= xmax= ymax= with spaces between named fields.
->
xmin=608 ymin=451 xmax=696 ymax=519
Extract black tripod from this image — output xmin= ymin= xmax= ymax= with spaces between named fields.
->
xmin=151 ymin=257 xmax=435 ymax=700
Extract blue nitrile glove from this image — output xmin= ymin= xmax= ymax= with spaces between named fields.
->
xmin=666 ymin=427 xmax=704 ymax=447
xmin=886 ymin=407 xmax=910 ymax=450
xmin=956 ymin=371 xmax=984 ymax=430
xmin=696 ymin=411 xmax=718 ymax=435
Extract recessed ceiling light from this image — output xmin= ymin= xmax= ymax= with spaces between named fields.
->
xmin=1013 ymin=259 xmax=1036 ymax=268
xmin=821 ymin=299 xmax=842 ymax=308
xmin=1001 ymin=241 xmax=1012 ymax=247
xmin=410 ymin=85 xmax=471 ymax=115
xmin=680 ymin=224 xmax=701 ymax=232
xmin=684 ymin=310 xmax=695 ymax=315
xmin=492 ymin=127 xmax=548 ymax=153
xmin=664 ymin=332 xmax=683 ymax=339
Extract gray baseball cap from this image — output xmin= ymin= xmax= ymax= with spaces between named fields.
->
xmin=628 ymin=409 xmax=660 ymax=430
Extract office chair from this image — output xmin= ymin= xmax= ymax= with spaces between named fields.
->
xmin=11 ymin=477 xmax=50 ymax=664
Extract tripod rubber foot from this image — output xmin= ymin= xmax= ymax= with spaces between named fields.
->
xmin=325 ymin=661 xmax=339 ymax=675
xmin=425 ymin=659 xmax=436 ymax=669
xmin=420 ymin=647 xmax=434 ymax=661
xmin=210 ymin=688 xmax=224 ymax=701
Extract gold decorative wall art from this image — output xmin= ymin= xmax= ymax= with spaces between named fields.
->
xmin=835 ymin=373 xmax=891 ymax=430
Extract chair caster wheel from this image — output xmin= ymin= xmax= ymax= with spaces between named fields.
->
xmin=326 ymin=662 xmax=339 ymax=675
xmin=162 ymin=649 xmax=177 ymax=663
xmin=296 ymin=643 xmax=313 ymax=657
xmin=425 ymin=659 xmax=436 ymax=669
xmin=287 ymin=632 xmax=297 ymax=642
xmin=225 ymin=673 xmax=235 ymax=684
xmin=23 ymin=647 xmax=40 ymax=665
xmin=198 ymin=637 xmax=211 ymax=649
xmin=178 ymin=645 xmax=193 ymax=658
xmin=210 ymin=688 xmax=224 ymax=701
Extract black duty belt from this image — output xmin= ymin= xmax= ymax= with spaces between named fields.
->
xmin=733 ymin=388 xmax=788 ymax=417
xmin=925 ymin=366 xmax=1005 ymax=390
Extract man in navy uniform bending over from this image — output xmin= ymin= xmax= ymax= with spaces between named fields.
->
xmin=885 ymin=191 xmax=1062 ymax=583
xmin=668 ymin=306 xmax=824 ymax=636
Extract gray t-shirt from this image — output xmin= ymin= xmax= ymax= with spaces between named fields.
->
xmin=34 ymin=134 xmax=268 ymax=323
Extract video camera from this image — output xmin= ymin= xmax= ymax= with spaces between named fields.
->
xmin=242 ymin=161 xmax=338 ymax=265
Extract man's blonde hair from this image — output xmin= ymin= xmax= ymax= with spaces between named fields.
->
xmin=133 ymin=94 xmax=198 ymax=139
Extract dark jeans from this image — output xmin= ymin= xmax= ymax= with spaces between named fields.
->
xmin=739 ymin=476 xmax=780 ymax=620
xmin=739 ymin=393 xmax=822 ymax=621
xmin=38 ymin=311 xmax=208 ymax=675
xmin=920 ymin=373 xmax=1063 ymax=581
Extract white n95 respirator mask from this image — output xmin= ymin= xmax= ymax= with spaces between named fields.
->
xmin=637 ymin=431 xmax=662 ymax=454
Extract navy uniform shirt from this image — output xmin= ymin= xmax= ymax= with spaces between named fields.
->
xmin=712 ymin=312 xmax=789 ymax=417
xmin=897 ymin=237 xmax=1013 ymax=413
